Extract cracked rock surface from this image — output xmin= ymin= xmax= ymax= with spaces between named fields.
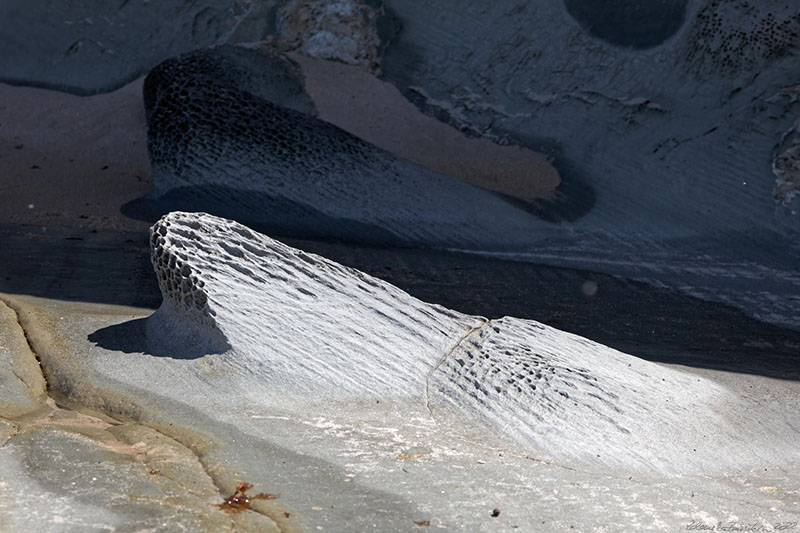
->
xmin=0 ymin=295 xmax=281 ymax=531
xmin=0 ymin=300 xmax=46 ymax=418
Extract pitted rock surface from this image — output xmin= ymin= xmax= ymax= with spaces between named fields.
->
xmin=682 ymin=1 xmax=800 ymax=77
xmin=144 ymin=51 xmax=539 ymax=248
xmin=144 ymin=212 xmax=797 ymax=472
xmin=143 ymin=45 xmax=316 ymax=123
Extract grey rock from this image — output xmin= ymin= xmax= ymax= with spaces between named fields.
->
xmin=377 ymin=0 xmax=800 ymax=329
xmin=12 ymin=212 xmax=795 ymax=531
xmin=139 ymin=212 xmax=799 ymax=473
xmin=276 ymin=0 xmax=382 ymax=70
xmin=0 ymin=403 xmax=279 ymax=532
xmin=0 ymin=300 xmax=46 ymax=418
xmin=144 ymin=53 xmax=540 ymax=248
xmin=143 ymin=45 xmax=316 ymax=123
xmin=0 ymin=0 xmax=281 ymax=95
xmin=382 ymin=0 xmax=800 ymax=234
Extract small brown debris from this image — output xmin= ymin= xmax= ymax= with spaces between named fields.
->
xmin=490 ymin=508 xmax=500 ymax=518
xmin=148 ymin=469 xmax=159 ymax=475
xmin=414 ymin=520 xmax=431 ymax=527
xmin=396 ymin=453 xmax=425 ymax=460
xmin=284 ymin=512 xmax=291 ymax=518
xmin=217 ymin=482 xmax=278 ymax=513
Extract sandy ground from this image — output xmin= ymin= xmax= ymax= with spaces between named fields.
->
xmin=293 ymin=53 xmax=560 ymax=199
xmin=0 ymin=80 xmax=151 ymax=232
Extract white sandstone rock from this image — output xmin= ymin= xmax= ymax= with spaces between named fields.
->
xmin=147 ymin=212 xmax=772 ymax=472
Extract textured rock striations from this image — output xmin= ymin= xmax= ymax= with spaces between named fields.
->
xmin=147 ymin=211 xmax=481 ymax=395
xmin=143 ymin=45 xmax=316 ymax=123
xmin=144 ymin=49 xmax=540 ymax=249
xmin=146 ymin=212 xmax=784 ymax=472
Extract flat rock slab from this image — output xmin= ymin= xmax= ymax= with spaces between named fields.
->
xmin=0 ymin=299 xmax=46 ymax=418
xmin=0 ymin=400 xmax=279 ymax=532
xmin=13 ymin=298 xmax=800 ymax=531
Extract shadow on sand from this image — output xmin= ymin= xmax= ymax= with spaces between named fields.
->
xmin=88 ymin=317 xmax=228 ymax=359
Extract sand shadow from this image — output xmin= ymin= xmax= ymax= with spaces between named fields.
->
xmin=88 ymin=317 xmax=227 ymax=359
xmin=121 ymin=185 xmax=409 ymax=245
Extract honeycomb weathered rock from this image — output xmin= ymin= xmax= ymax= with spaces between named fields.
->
xmin=683 ymin=1 xmax=800 ymax=77
xmin=144 ymin=48 xmax=539 ymax=248
xmin=145 ymin=212 xmax=773 ymax=472
xmin=143 ymin=45 xmax=316 ymax=123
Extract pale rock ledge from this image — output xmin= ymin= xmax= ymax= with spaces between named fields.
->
xmin=147 ymin=212 xmax=783 ymax=472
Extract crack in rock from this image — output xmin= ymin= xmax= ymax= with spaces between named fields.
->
xmin=424 ymin=319 xmax=490 ymax=420
xmin=0 ymin=295 xmax=283 ymax=531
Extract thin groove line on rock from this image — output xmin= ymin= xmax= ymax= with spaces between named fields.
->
xmin=424 ymin=318 xmax=491 ymax=420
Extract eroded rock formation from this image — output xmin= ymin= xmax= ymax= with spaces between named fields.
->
xmin=146 ymin=212 xmax=785 ymax=472
xmin=144 ymin=51 xmax=540 ymax=248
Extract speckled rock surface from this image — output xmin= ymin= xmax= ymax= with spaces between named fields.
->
xmin=276 ymin=0 xmax=382 ymax=70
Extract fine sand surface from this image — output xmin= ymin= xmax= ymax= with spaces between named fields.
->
xmin=0 ymin=80 xmax=151 ymax=232
xmin=292 ymin=53 xmax=560 ymax=199
xmin=1 ymin=69 xmax=799 ymax=530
